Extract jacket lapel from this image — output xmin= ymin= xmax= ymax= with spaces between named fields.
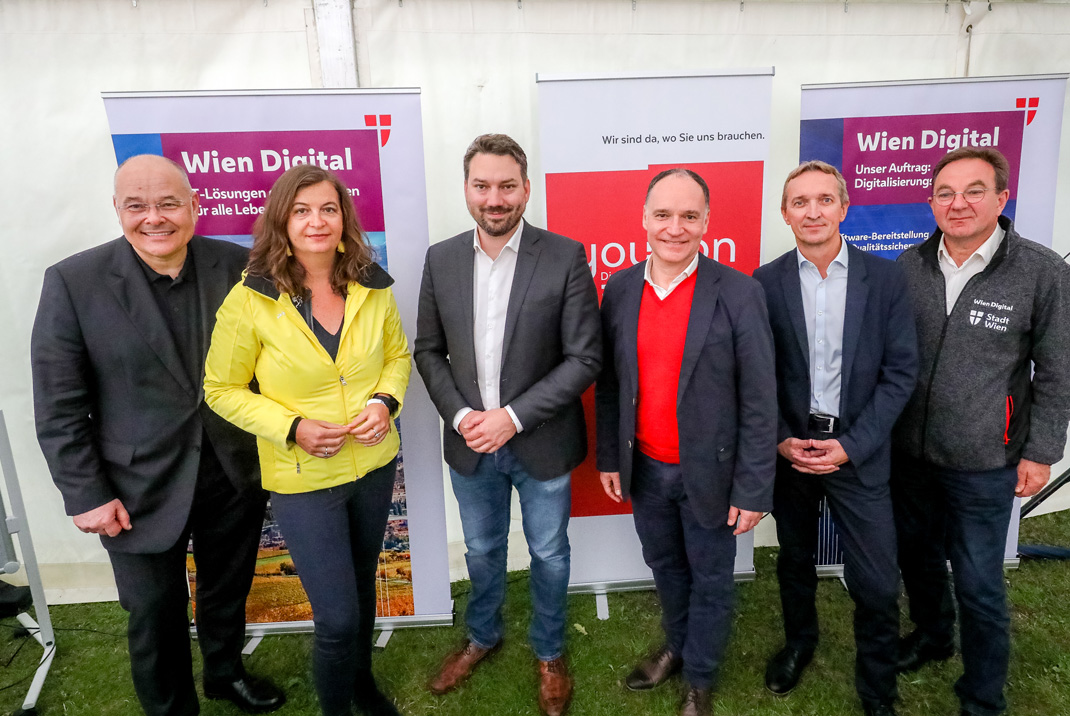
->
xmin=454 ymin=232 xmax=478 ymax=374
xmin=677 ymin=259 xmax=719 ymax=405
xmin=780 ymin=252 xmax=811 ymax=374
xmin=620 ymin=263 xmax=646 ymax=399
xmin=840 ymin=245 xmax=868 ymax=413
xmin=107 ymin=240 xmax=195 ymax=395
xmin=501 ymin=226 xmax=540 ymax=366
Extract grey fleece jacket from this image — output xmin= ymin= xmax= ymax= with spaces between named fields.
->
xmin=893 ymin=216 xmax=1070 ymax=471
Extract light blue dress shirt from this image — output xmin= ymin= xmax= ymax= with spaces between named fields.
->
xmin=797 ymin=239 xmax=849 ymax=417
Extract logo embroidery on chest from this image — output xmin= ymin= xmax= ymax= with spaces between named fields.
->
xmin=968 ymin=298 xmax=1014 ymax=333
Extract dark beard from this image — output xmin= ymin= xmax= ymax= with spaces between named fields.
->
xmin=476 ymin=208 xmax=523 ymax=238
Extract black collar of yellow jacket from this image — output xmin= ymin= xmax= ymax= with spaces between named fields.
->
xmin=242 ymin=261 xmax=395 ymax=300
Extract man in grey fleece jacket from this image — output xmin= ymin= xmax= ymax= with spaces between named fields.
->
xmin=891 ymin=147 xmax=1070 ymax=716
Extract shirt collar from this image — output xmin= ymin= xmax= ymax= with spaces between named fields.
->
xmin=795 ymin=237 xmax=849 ymax=273
xmin=644 ymin=252 xmax=699 ymax=290
xmin=938 ymin=224 xmax=1004 ymax=269
xmin=131 ymin=240 xmax=195 ymax=284
xmin=473 ymin=218 xmax=525 ymax=257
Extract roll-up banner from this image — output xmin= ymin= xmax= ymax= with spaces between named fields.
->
xmin=102 ymin=89 xmax=453 ymax=630
xmin=537 ymin=69 xmax=774 ymax=589
xmin=799 ymin=74 xmax=1068 ymax=572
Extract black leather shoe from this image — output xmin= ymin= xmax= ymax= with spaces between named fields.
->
xmin=354 ymin=667 xmax=401 ymax=716
xmin=625 ymin=646 xmax=682 ymax=690
xmin=896 ymin=630 xmax=954 ymax=673
xmin=679 ymin=686 xmax=712 ymax=716
xmin=204 ymin=673 xmax=285 ymax=713
xmin=764 ymin=646 xmax=813 ymax=695
xmin=863 ymin=703 xmax=898 ymax=716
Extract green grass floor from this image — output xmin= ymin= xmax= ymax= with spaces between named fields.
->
xmin=2 ymin=511 xmax=1070 ymax=715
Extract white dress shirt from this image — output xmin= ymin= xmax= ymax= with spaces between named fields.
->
xmin=452 ymin=219 xmax=525 ymax=434
xmin=938 ymin=225 xmax=1005 ymax=315
xmin=798 ymin=239 xmax=849 ymax=417
xmin=643 ymin=253 xmax=699 ymax=299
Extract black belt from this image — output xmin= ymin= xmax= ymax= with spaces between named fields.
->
xmin=808 ymin=412 xmax=840 ymax=434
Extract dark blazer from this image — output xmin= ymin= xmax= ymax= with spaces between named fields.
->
xmin=31 ymin=235 xmax=259 ymax=553
xmin=753 ymin=243 xmax=918 ymax=486
xmin=596 ymin=255 xmax=778 ymax=526
xmin=414 ymin=224 xmax=602 ymax=479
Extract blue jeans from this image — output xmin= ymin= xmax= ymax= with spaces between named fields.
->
xmin=450 ymin=445 xmax=571 ymax=661
xmin=271 ymin=459 xmax=396 ymax=716
xmin=892 ymin=451 xmax=1018 ymax=716
xmin=630 ymin=452 xmax=737 ymax=689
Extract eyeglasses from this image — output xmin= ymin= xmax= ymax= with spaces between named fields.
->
xmin=119 ymin=200 xmax=189 ymax=216
xmin=931 ymin=187 xmax=992 ymax=206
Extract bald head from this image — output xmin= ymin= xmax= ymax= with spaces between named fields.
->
xmin=114 ymin=154 xmax=192 ymax=195
xmin=113 ymin=153 xmax=200 ymax=277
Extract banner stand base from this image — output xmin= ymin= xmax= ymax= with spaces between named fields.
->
xmin=569 ymin=570 xmax=757 ymax=598
xmin=816 ymin=558 xmax=1020 ymax=582
xmin=192 ymin=610 xmax=455 ymax=643
xmin=241 ymin=635 xmax=263 ymax=656
xmin=594 ymin=592 xmax=609 ymax=621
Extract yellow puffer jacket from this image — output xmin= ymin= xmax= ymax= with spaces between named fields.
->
xmin=204 ymin=265 xmax=411 ymax=493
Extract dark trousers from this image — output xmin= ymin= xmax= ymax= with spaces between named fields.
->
xmin=772 ymin=455 xmax=899 ymax=707
xmin=630 ymin=452 xmax=737 ymax=689
xmin=110 ymin=461 xmax=266 ymax=716
xmin=271 ymin=459 xmax=396 ymax=716
xmin=891 ymin=451 xmax=1018 ymax=716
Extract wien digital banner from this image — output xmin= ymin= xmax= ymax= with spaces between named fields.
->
xmin=537 ymin=69 xmax=773 ymax=589
xmin=799 ymin=74 xmax=1068 ymax=570
xmin=800 ymin=74 xmax=1067 ymax=257
xmin=102 ymin=89 xmax=452 ymax=631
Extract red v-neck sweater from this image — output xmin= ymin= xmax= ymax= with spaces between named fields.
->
xmin=635 ymin=272 xmax=696 ymax=464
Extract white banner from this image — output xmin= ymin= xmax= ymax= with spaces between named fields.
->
xmin=799 ymin=74 xmax=1069 ymax=567
xmin=102 ymin=89 xmax=452 ymax=628
xmin=537 ymin=69 xmax=775 ymax=588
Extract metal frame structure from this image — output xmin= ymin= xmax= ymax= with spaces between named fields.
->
xmin=0 ymin=411 xmax=56 ymax=715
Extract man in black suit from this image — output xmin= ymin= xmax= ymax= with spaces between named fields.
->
xmin=596 ymin=169 xmax=777 ymax=716
xmin=31 ymin=154 xmax=283 ymax=716
xmin=753 ymin=161 xmax=917 ymax=716
xmin=414 ymin=134 xmax=600 ymax=716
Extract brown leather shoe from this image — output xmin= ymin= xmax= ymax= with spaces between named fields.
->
xmin=625 ymin=645 xmax=682 ymax=690
xmin=679 ymin=686 xmax=712 ymax=716
xmin=537 ymin=657 xmax=573 ymax=716
xmin=429 ymin=639 xmax=501 ymax=695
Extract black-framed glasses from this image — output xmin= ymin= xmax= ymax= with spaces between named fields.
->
xmin=119 ymin=200 xmax=188 ymax=216
xmin=931 ymin=187 xmax=991 ymax=206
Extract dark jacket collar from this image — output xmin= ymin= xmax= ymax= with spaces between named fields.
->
xmin=243 ymin=261 xmax=394 ymax=299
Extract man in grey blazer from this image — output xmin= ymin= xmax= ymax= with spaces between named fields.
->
xmin=31 ymin=155 xmax=282 ymax=716
xmin=414 ymin=134 xmax=600 ymax=716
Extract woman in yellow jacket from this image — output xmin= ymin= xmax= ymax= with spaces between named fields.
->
xmin=205 ymin=164 xmax=410 ymax=716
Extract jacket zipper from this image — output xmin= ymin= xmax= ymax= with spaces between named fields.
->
xmin=919 ymin=268 xmax=983 ymax=459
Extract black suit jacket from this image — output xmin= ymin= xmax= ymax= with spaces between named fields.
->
xmin=596 ymin=255 xmax=778 ymax=526
xmin=753 ymin=243 xmax=918 ymax=486
xmin=31 ymin=236 xmax=259 ymax=553
xmin=414 ymin=224 xmax=601 ymax=479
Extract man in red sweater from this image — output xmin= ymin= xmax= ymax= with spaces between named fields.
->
xmin=596 ymin=169 xmax=778 ymax=716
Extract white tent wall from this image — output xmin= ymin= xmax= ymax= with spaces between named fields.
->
xmin=2 ymin=0 xmax=1069 ymax=596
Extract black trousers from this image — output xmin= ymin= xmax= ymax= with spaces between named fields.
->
xmin=109 ymin=457 xmax=266 ymax=716
xmin=772 ymin=453 xmax=899 ymax=707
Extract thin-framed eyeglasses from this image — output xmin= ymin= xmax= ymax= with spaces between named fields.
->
xmin=930 ymin=187 xmax=992 ymax=206
xmin=119 ymin=200 xmax=189 ymax=216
